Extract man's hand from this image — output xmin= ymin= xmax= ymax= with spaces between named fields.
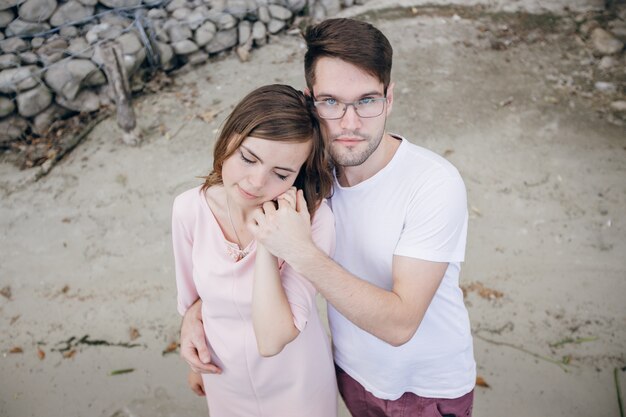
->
xmin=248 ymin=189 xmax=315 ymax=263
xmin=180 ymin=299 xmax=221 ymax=374
xmin=187 ymin=369 xmax=206 ymax=396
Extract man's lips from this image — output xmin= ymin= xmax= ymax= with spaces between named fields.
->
xmin=334 ymin=137 xmax=363 ymax=145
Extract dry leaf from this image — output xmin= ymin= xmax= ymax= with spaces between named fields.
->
xmin=197 ymin=110 xmax=218 ymax=124
xmin=476 ymin=376 xmax=490 ymax=388
xmin=37 ymin=348 xmax=45 ymax=360
xmin=9 ymin=347 xmax=23 ymax=354
xmin=1 ymin=285 xmax=12 ymax=300
xmin=10 ymin=315 xmax=20 ymax=325
xmin=61 ymin=285 xmax=70 ymax=294
xmin=163 ymin=341 xmax=179 ymax=355
xmin=129 ymin=327 xmax=140 ymax=341
xmin=463 ymin=282 xmax=504 ymax=300
xmin=63 ymin=350 xmax=76 ymax=359
xmin=443 ymin=149 xmax=454 ymax=158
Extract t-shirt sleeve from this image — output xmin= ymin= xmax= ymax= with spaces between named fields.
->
xmin=280 ymin=201 xmax=335 ymax=331
xmin=394 ymin=174 xmax=468 ymax=262
xmin=172 ymin=194 xmax=199 ymax=316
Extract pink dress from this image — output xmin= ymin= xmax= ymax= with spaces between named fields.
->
xmin=172 ymin=186 xmax=338 ymax=417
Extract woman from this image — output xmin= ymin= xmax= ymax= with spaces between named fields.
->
xmin=172 ymin=84 xmax=337 ymax=416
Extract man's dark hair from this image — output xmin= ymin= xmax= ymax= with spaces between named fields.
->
xmin=303 ymin=18 xmax=393 ymax=94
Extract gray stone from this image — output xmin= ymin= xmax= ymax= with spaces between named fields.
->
xmin=0 ymin=37 xmax=29 ymax=53
xmin=238 ymin=20 xmax=251 ymax=45
xmin=342 ymin=0 xmax=354 ymax=6
xmin=268 ymin=4 xmax=291 ymax=20
xmin=30 ymin=37 xmax=44 ymax=48
xmin=311 ymin=2 xmax=326 ymax=21
xmin=19 ymin=51 xmax=39 ymax=64
xmin=32 ymin=103 xmax=71 ymax=135
xmin=156 ymin=41 xmax=174 ymax=69
xmin=215 ymin=12 xmax=237 ymax=30
xmin=99 ymin=12 xmax=132 ymax=27
xmin=172 ymin=6 xmax=192 ymax=21
xmin=286 ymin=0 xmax=306 ymax=12
xmin=166 ymin=21 xmax=193 ymax=42
xmin=44 ymin=58 xmax=104 ymax=100
xmin=147 ymin=8 xmax=167 ymax=19
xmin=204 ymin=27 xmax=237 ymax=53
xmin=172 ymin=39 xmax=199 ymax=54
xmin=0 ymin=9 xmax=15 ymax=27
xmin=597 ymin=56 xmax=617 ymax=71
xmin=59 ymin=25 xmax=78 ymax=37
xmin=185 ymin=8 xmax=207 ymax=30
xmin=98 ymin=0 xmax=140 ymax=8
xmin=226 ymin=0 xmax=249 ymax=19
xmin=257 ymin=5 xmax=270 ymax=23
xmin=68 ymin=37 xmax=93 ymax=59
xmin=49 ymin=1 xmax=94 ymax=27
xmin=85 ymin=23 xmax=110 ymax=44
xmin=122 ymin=47 xmax=145 ymax=74
xmin=0 ymin=0 xmax=21 ymax=11
xmin=165 ymin=0 xmax=186 ymax=12
xmin=18 ymin=0 xmax=57 ymax=22
xmin=318 ymin=0 xmax=340 ymax=16
xmin=194 ymin=20 xmax=216 ymax=46
xmin=252 ymin=20 xmax=266 ymax=46
xmin=0 ymin=66 xmax=40 ymax=93
xmin=117 ymin=31 xmax=143 ymax=55
xmin=590 ymin=28 xmax=624 ymax=56
xmin=55 ymin=89 xmax=100 ymax=112
xmin=0 ymin=115 xmax=28 ymax=144
xmin=0 ymin=95 xmax=15 ymax=117
xmin=77 ymin=0 xmax=97 ymax=5
xmin=36 ymin=38 xmax=68 ymax=66
xmin=267 ymin=18 xmax=285 ymax=34
xmin=0 ymin=53 xmax=20 ymax=69
xmin=186 ymin=50 xmax=207 ymax=65
xmin=6 ymin=18 xmax=51 ymax=37
xmin=594 ymin=81 xmax=617 ymax=93
xmin=610 ymin=100 xmax=626 ymax=112
xmin=16 ymin=84 xmax=52 ymax=117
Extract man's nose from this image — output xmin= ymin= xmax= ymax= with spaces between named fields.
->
xmin=339 ymin=104 xmax=361 ymax=130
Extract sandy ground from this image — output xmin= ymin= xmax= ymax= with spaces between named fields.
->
xmin=1 ymin=1 xmax=625 ymax=416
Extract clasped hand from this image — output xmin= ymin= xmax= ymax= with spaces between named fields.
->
xmin=247 ymin=187 xmax=314 ymax=262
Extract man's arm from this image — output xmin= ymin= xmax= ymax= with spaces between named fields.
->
xmin=253 ymin=191 xmax=447 ymax=346
xmin=180 ymin=299 xmax=222 ymax=374
xmin=291 ymin=244 xmax=446 ymax=346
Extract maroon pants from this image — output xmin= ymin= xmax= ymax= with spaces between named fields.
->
xmin=336 ymin=365 xmax=474 ymax=417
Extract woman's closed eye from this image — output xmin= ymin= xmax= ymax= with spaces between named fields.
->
xmin=240 ymin=151 xmax=255 ymax=164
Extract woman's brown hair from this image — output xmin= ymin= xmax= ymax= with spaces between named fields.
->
xmin=201 ymin=84 xmax=332 ymax=215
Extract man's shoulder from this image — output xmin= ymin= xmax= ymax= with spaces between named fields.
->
xmin=393 ymin=135 xmax=463 ymax=181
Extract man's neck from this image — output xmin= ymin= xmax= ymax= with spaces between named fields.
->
xmin=336 ymin=133 xmax=401 ymax=187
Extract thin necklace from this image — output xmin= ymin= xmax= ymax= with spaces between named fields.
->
xmin=225 ymin=195 xmax=249 ymax=261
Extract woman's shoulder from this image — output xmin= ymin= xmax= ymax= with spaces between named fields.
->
xmin=173 ymin=185 xmax=204 ymax=216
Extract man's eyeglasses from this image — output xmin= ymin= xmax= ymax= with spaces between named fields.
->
xmin=313 ymin=97 xmax=387 ymax=120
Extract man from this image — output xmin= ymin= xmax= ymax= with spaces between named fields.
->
xmin=181 ymin=18 xmax=475 ymax=416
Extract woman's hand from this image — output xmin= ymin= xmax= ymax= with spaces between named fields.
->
xmin=187 ymin=369 xmax=206 ymax=396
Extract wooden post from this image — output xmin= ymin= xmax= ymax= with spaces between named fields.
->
xmin=101 ymin=42 xmax=141 ymax=145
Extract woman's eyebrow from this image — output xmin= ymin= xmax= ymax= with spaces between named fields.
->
xmin=240 ymin=145 xmax=297 ymax=172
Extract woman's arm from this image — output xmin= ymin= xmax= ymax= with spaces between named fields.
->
xmin=251 ymin=243 xmax=300 ymax=357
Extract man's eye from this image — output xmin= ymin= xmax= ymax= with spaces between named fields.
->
xmin=358 ymin=97 xmax=375 ymax=105
xmin=323 ymin=98 xmax=338 ymax=106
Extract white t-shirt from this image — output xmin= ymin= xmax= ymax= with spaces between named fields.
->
xmin=328 ymin=135 xmax=476 ymax=400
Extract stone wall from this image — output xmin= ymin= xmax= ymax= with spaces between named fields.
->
xmin=0 ymin=0 xmax=362 ymax=147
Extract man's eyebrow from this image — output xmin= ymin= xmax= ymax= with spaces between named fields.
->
xmin=315 ymin=90 xmax=384 ymax=99
xmin=240 ymin=145 xmax=297 ymax=172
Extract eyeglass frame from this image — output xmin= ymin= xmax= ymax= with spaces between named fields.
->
xmin=312 ymin=96 xmax=388 ymax=120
